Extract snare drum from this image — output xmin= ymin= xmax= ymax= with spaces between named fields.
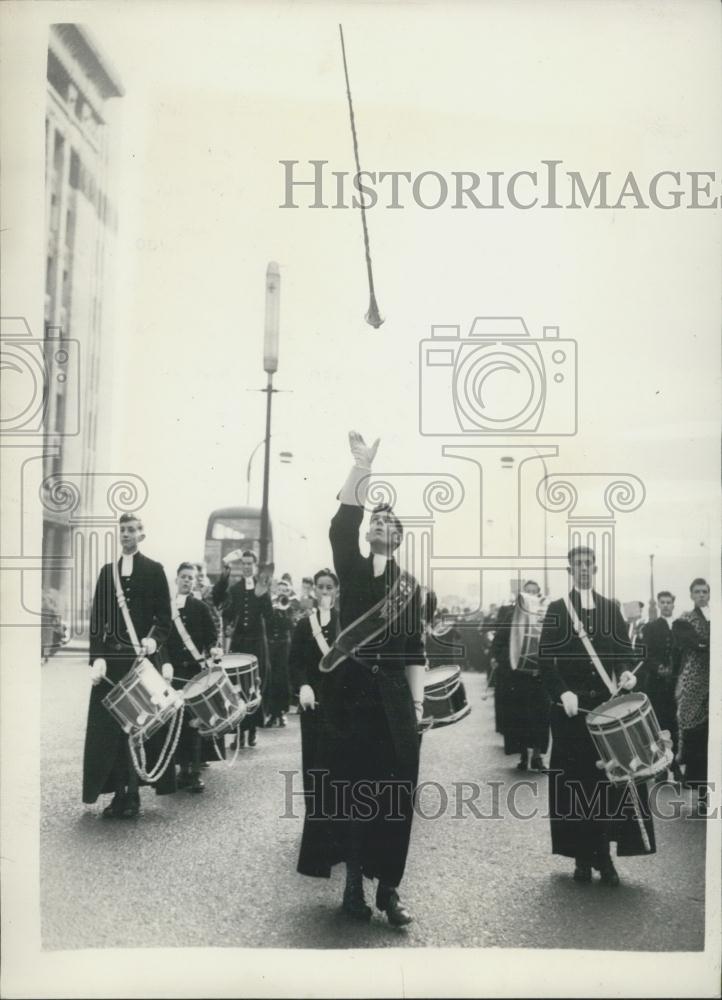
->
xmin=183 ymin=665 xmax=246 ymax=737
xmin=222 ymin=653 xmax=262 ymax=714
xmin=585 ymin=692 xmax=673 ymax=785
xmin=421 ymin=664 xmax=471 ymax=731
xmin=102 ymin=658 xmax=184 ymax=743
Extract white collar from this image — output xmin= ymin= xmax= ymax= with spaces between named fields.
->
xmin=120 ymin=552 xmax=136 ymax=576
xmin=175 ymin=593 xmax=188 ymax=609
xmin=372 ymin=553 xmax=387 ymax=578
xmin=574 ymin=587 xmax=595 ymax=610
xmin=243 ymin=576 xmax=255 ymax=591
xmin=662 ymin=615 xmax=673 ymax=628
xmin=700 ymin=605 xmax=710 ymax=621
xmin=319 ymin=607 xmax=331 ymax=627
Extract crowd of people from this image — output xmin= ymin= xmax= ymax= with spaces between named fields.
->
xmin=77 ymin=429 xmax=711 ymax=920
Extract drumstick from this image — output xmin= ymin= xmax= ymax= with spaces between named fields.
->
xmin=554 ymin=703 xmax=624 ymax=722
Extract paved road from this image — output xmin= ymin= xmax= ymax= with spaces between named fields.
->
xmin=41 ymin=655 xmax=706 ymax=951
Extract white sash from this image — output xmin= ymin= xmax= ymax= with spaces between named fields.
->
xmin=308 ymin=610 xmax=331 ymax=656
xmin=563 ymin=594 xmax=617 ymax=696
xmin=112 ymin=559 xmax=143 ymax=657
xmin=172 ymin=598 xmax=205 ymax=664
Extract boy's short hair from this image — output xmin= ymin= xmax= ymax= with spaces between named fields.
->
xmin=372 ymin=503 xmax=404 ymax=542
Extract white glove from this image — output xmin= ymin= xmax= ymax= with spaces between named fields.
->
xmin=348 ymin=430 xmax=380 ymax=469
xmin=161 ymin=662 xmax=174 ymax=682
xmin=618 ymin=670 xmax=637 ymax=691
xmin=222 ymin=548 xmax=245 ymax=566
xmin=90 ymin=659 xmax=107 ymax=685
xmin=560 ymin=690 xmax=579 ymax=717
xmin=210 ymin=646 xmax=223 ymax=662
xmin=414 ymin=700 xmax=425 ymax=724
xmin=141 ymin=636 xmax=157 ymax=656
xmin=299 ymin=684 xmax=316 ymax=711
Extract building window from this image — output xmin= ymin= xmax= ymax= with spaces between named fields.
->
xmin=69 ymin=149 xmax=80 ymax=189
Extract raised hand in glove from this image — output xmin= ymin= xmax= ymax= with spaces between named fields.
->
xmin=140 ymin=636 xmax=157 ymax=657
xmin=560 ymin=690 xmax=579 ymax=718
xmin=618 ymin=670 xmax=637 ymax=691
xmin=90 ymin=658 xmax=107 ymax=685
xmin=222 ymin=548 xmax=245 ymax=567
xmin=299 ymin=684 xmax=316 ymax=711
xmin=348 ymin=430 xmax=380 ymax=469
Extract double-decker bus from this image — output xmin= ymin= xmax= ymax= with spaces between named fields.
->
xmin=204 ymin=506 xmax=273 ymax=582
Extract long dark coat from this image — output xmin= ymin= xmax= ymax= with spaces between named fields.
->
xmin=82 ymin=552 xmax=175 ymax=803
xmin=672 ymin=608 xmax=710 ymax=786
xmin=296 ymin=504 xmax=424 ymax=888
xmin=539 ymin=591 xmax=655 ymax=860
xmin=212 ymin=574 xmax=271 ymax=727
xmin=266 ymin=605 xmax=296 ymax=717
xmin=640 ymin=617 xmax=678 ymax=754
xmin=491 ymin=604 xmax=549 ymax=755
xmin=288 ymin=609 xmax=340 ymax=804
xmin=163 ymin=595 xmax=221 ymax=766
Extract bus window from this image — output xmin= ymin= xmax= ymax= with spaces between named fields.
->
xmin=204 ymin=507 xmax=273 ymax=580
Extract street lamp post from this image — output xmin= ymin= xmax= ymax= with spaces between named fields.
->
xmin=246 ymin=440 xmax=265 ymax=504
xmin=260 ymin=262 xmax=280 ymax=567
xmin=246 ymin=441 xmax=293 ymax=505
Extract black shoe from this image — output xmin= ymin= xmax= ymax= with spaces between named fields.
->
xmin=120 ymin=792 xmax=140 ymax=819
xmin=530 ymin=754 xmax=544 ymax=772
xmin=248 ymin=731 xmax=257 ymax=747
xmin=376 ymin=887 xmax=413 ymax=926
xmin=278 ymin=715 xmax=287 ymax=728
xmin=200 ymin=761 xmax=210 ymax=769
xmin=597 ymin=858 xmax=620 ymax=886
xmin=342 ymin=888 xmax=372 ymax=921
xmin=573 ymin=862 xmax=592 ymax=883
xmin=516 ymin=756 xmax=528 ymax=771
xmin=102 ymin=792 xmax=126 ymax=818
xmin=177 ymin=771 xmax=192 ymax=789
xmin=188 ymin=774 xmax=205 ymax=794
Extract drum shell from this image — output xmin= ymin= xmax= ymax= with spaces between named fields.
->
xmin=102 ymin=659 xmax=183 ymax=742
xmin=422 ymin=665 xmax=471 ymax=730
xmin=586 ymin=693 xmax=671 ymax=784
xmin=222 ymin=653 xmax=261 ymax=711
xmin=183 ymin=666 xmax=245 ymax=737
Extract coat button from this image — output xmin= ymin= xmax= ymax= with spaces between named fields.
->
xmin=371 ymin=664 xmax=379 ymax=675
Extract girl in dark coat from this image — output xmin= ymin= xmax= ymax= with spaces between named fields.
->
xmin=289 ymin=569 xmax=340 ymax=807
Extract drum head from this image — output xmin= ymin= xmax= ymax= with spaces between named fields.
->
xmin=223 ymin=654 xmax=258 ymax=670
xmin=185 ymin=667 xmax=224 ymax=697
xmin=587 ymin=692 xmax=647 ymax=725
xmin=425 ymin=664 xmax=460 ymax=687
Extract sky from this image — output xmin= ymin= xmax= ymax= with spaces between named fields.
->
xmin=59 ymin=0 xmax=720 ymax=609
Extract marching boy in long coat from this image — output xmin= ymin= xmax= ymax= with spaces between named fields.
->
xmin=82 ymin=513 xmax=175 ymax=818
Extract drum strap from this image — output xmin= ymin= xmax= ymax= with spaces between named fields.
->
xmin=172 ymin=601 xmax=206 ymax=665
xmin=319 ymin=569 xmax=417 ymax=674
xmin=308 ymin=610 xmax=331 ymax=656
xmin=111 ymin=560 xmax=143 ymax=657
xmin=564 ymin=595 xmax=617 ymax=696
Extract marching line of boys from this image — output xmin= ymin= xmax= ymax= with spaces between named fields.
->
xmin=81 ymin=430 xmax=711 ymax=921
